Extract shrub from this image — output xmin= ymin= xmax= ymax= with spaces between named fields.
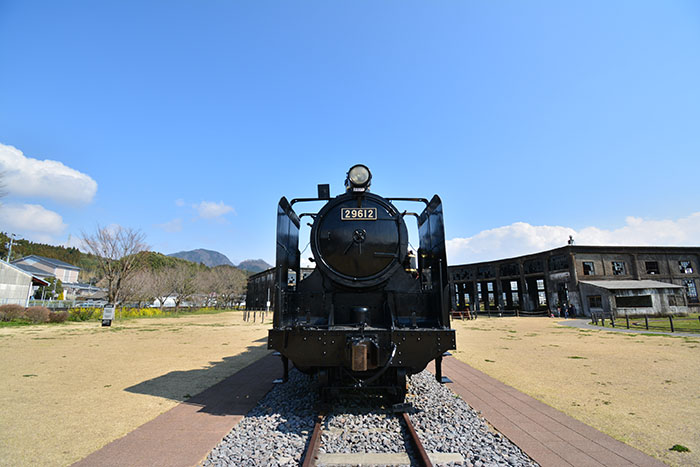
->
xmin=48 ymin=311 xmax=69 ymax=323
xmin=0 ymin=304 xmax=25 ymax=322
xmin=24 ymin=306 xmax=50 ymax=323
xmin=68 ymin=307 xmax=99 ymax=321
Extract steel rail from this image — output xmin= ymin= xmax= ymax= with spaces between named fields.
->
xmin=401 ymin=412 xmax=433 ymax=467
xmin=301 ymin=413 xmax=324 ymax=467
xmin=300 ymin=409 xmax=432 ymax=467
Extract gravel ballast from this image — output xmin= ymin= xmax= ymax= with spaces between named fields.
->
xmin=203 ymin=369 xmax=538 ymax=466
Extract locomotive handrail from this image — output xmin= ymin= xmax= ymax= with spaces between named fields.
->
xmin=290 ymin=197 xmax=328 ymax=206
xmin=387 ymin=197 xmax=430 ymax=206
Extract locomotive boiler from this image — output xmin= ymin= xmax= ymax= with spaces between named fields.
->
xmin=268 ymin=164 xmax=456 ymax=402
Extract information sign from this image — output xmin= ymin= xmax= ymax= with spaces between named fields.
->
xmin=102 ymin=305 xmax=115 ymax=327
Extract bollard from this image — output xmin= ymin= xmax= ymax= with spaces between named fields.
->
xmin=669 ymin=315 xmax=674 ymax=333
xmin=626 ymin=314 xmax=630 ymax=329
xmin=645 ymin=315 xmax=649 ymax=330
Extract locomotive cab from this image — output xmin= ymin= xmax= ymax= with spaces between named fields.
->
xmin=268 ymin=165 xmax=456 ymax=402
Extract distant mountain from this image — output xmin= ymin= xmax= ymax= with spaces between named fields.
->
xmin=168 ymin=249 xmax=234 ymax=267
xmin=237 ymin=259 xmax=272 ymax=273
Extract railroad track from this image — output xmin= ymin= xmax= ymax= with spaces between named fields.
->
xmin=301 ymin=405 xmax=433 ymax=467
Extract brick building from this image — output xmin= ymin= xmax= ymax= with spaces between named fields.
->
xmin=449 ymin=245 xmax=699 ymax=317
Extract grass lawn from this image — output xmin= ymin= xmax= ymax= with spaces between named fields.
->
xmin=451 ymin=316 xmax=700 ymax=467
xmin=0 ymin=311 xmax=272 ymax=466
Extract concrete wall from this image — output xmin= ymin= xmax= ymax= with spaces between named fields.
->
xmin=0 ymin=262 xmax=32 ymax=306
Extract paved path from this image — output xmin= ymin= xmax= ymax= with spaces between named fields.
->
xmin=74 ymin=351 xmax=666 ymax=467
xmin=431 ymin=357 xmax=666 ymax=467
xmin=560 ymin=318 xmax=700 ymax=337
xmin=72 ymin=353 xmax=279 ymax=467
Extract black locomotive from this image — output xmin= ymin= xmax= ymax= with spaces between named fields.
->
xmin=268 ymin=164 xmax=456 ymax=402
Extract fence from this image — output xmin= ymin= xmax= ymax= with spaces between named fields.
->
xmin=243 ymin=308 xmax=269 ymax=323
xmin=591 ymin=311 xmax=700 ymax=333
xmin=450 ymin=308 xmax=550 ymax=319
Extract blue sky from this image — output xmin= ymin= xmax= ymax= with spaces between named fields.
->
xmin=1 ymin=1 xmax=699 ymax=265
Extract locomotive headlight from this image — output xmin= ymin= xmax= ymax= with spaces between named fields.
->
xmin=346 ymin=164 xmax=372 ymax=192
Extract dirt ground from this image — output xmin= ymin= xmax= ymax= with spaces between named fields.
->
xmin=0 ymin=311 xmax=272 ymax=467
xmin=452 ymin=317 xmax=700 ymax=467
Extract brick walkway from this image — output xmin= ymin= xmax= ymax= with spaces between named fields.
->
xmin=73 ymin=352 xmax=666 ymax=467
xmin=433 ymin=357 xmax=666 ymax=467
xmin=72 ymin=353 xmax=279 ymax=467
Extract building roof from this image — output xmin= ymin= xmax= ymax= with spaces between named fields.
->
xmin=448 ymin=244 xmax=700 ymax=268
xmin=12 ymin=263 xmax=53 ymax=278
xmin=579 ymin=280 xmax=684 ymax=290
xmin=12 ymin=254 xmax=80 ymax=271
xmin=0 ymin=261 xmax=50 ymax=286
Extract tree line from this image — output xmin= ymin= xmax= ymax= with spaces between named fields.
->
xmin=80 ymin=225 xmax=247 ymax=308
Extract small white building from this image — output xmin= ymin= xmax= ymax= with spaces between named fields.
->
xmin=0 ymin=261 xmax=49 ymax=306
xmin=579 ymin=280 xmax=688 ymax=317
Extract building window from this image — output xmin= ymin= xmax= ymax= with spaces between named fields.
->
xmin=477 ymin=266 xmax=493 ymax=279
xmin=536 ymin=279 xmax=545 ymax=290
xmin=679 ymin=261 xmax=694 ymax=274
xmin=684 ymin=279 xmax=699 ymax=303
xmin=549 ymin=255 xmax=569 ymax=271
xmin=524 ymin=259 xmax=544 ymax=274
xmin=582 ymin=262 xmax=595 ymax=275
xmin=612 ymin=261 xmax=626 ymax=275
xmin=615 ymin=295 xmax=652 ymax=307
xmin=477 ymin=283 xmax=481 ymax=292
xmin=510 ymin=280 xmax=518 ymax=291
xmin=588 ymin=295 xmax=602 ymax=308
xmin=487 ymin=282 xmax=494 ymax=292
xmin=645 ymin=261 xmax=659 ymax=275
xmin=499 ymin=263 xmax=519 ymax=276
xmin=668 ymin=294 xmax=685 ymax=307
xmin=512 ymin=292 xmax=519 ymax=305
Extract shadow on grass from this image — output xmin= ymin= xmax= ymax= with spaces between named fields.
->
xmin=124 ymin=342 xmax=281 ymax=416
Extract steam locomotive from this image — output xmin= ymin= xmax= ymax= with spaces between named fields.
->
xmin=267 ymin=164 xmax=456 ymax=402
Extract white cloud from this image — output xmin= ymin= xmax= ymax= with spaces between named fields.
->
xmin=446 ymin=212 xmax=700 ymax=264
xmin=0 ymin=142 xmax=97 ymax=205
xmin=157 ymin=218 xmax=183 ymax=233
xmin=0 ymin=203 xmax=67 ymax=241
xmin=195 ymin=201 xmax=234 ymax=219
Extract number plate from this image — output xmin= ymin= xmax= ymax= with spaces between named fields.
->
xmin=341 ymin=207 xmax=377 ymax=220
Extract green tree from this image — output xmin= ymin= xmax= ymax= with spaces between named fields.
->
xmin=34 ymin=277 xmax=63 ymax=300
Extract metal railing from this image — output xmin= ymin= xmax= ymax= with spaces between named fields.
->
xmin=243 ymin=308 xmax=269 ymax=323
xmin=591 ymin=311 xmax=700 ymax=333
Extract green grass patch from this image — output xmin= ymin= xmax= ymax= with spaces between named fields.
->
xmin=670 ymin=444 xmax=690 ymax=452
xmin=0 ymin=320 xmax=32 ymax=328
xmin=568 ymin=356 xmax=587 ymax=359
xmin=592 ymin=313 xmax=700 ymax=333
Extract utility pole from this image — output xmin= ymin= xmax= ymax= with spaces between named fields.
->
xmin=6 ymin=233 xmax=16 ymax=262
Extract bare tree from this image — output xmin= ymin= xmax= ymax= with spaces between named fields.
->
xmin=82 ymin=225 xmax=148 ymax=304
xmin=210 ymin=265 xmax=247 ymax=308
xmin=195 ymin=268 xmax=218 ymax=307
xmin=120 ymin=269 xmax=155 ymax=308
xmin=170 ymin=263 xmax=198 ymax=311
xmin=148 ymin=268 xmax=175 ymax=309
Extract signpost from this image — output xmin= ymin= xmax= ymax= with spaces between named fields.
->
xmin=102 ymin=305 xmax=115 ymax=327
